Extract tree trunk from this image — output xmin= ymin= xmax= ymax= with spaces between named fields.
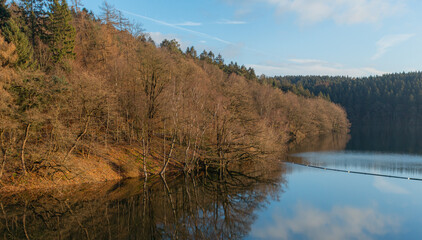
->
xmin=160 ymin=134 xmax=176 ymax=177
xmin=183 ymin=139 xmax=191 ymax=172
xmin=0 ymin=130 xmax=6 ymax=179
xmin=160 ymin=175 xmax=177 ymax=237
xmin=142 ymin=128 xmax=148 ymax=179
xmin=23 ymin=201 xmax=30 ymax=240
xmin=0 ymin=153 xmax=6 ymax=180
xmin=21 ymin=124 xmax=31 ymax=176
xmin=64 ymin=116 xmax=90 ymax=162
xmin=163 ymin=120 xmax=166 ymax=166
xmin=105 ymin=103 xmax=109 ymax=147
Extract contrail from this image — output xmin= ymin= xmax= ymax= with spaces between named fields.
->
xmin=119 ymin=9 xmax=274 ymax=62
xmin=119 ymin=9 xmax=232 ymax=45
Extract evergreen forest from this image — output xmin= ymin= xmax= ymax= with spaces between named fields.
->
xmin=265 ymin=73 xmax=422 ymax=126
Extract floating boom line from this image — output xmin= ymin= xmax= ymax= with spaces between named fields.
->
xmin=285 ymin=162 xmax=422 ymax=181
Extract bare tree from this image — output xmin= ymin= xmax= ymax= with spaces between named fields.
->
xmin=71 ymin=0 xmax=83 ymax=12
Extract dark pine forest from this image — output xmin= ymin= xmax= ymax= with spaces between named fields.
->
xmin=265 ymin=72 xmax=422 ymax=126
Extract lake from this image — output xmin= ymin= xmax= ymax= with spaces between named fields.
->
xmin=1 ymin=125 xmax=422 ymax=239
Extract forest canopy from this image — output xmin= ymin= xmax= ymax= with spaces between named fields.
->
xmin=0 ymin=0 xmax=349 ymax=188
xmin=265 ymin=73 xmax=422 ymax=126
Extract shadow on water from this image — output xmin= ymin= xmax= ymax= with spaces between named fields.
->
xmin=0 ymin=162 xmax=286 ymax=240
xmin=347 ymin=124 xmax=422 ymax=155
xmin=288 ymin=123 xmax=422 ymax=156
xmin=286 ymin=125 xmax=422 ymax=179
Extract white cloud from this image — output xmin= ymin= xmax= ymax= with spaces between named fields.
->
xmin=373 ymin=177 xmax=409 ymax=194
xmin=174 ymin=21 xmax=202 ymax=26
xmin=225 ymin=0 xmax=405 ymax=25
xmin=222 ymin=42 xmax=245 ymax=59
xmin=147 ymin=32 xmax=189 ymax=50
xmin=217 ymin=19 xmax=247 ymax=25
xmin=147 ymin=32 xmax=179 ymax=45
xmin=372 ymin=34 xmax=414 ymax=60
xmin=251 ymin=203 xmax=400 ymax=240
xmin=248 ymin=59 xmax=385 ymax=77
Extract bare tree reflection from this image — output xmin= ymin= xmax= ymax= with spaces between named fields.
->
xmin=0 ymin=160 xmax=286 ymax=239
xmin=288 ymin=133 xmax=350 ymax=155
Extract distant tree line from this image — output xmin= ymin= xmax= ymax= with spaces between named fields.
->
xmin=158 ymin=39 xmax=257 ymax=81
xmin=265 ymin=73 xmax=422 ymax=126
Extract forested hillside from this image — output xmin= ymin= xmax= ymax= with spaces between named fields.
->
xmin=0 ymin=0 xmax=349 ymax=190
xmin=266 ymin=72 xmax=422 ymax=125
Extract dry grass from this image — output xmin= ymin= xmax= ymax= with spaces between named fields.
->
xmin=0 ymin=144 xmax=162 ymax=193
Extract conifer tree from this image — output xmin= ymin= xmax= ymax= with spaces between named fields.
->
xmin=199 ymin=50 xmax=208 ymax=61
xmin=1 ymin=18 xmax=34 ymax=69
xmin=160 ymin=39 xmax=182 ymax=54
xmin=185 ymin=46 xmax=197 ymax=58
xmin=0 ymin=0 xmax=10 ymax=28
xmin=215 ymin=54 xmax=224 ymax=68
xmin=19 ymin=0 xmax=47 ymax=46
xmin=48 ymin=0 xmax=75 ymax=63
xmin=207 ymin=51 xmax=215 ymax=62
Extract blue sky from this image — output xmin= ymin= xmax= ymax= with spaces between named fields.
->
xmin=80 ymin=0 xmax=422 ymax=77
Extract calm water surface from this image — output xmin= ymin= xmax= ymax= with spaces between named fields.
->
xmin=1 ymin=125 xmax=422 ymax=239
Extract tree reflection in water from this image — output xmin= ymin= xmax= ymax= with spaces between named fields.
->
xmin=286 ymin=132 xmax=422 ymax=179
xmin=285 ymin=133 xmax=351 ymax=166
xmin=288 ymin=133 xmax=351 ymax=155
xmin=0 ymin=161 xmax=286 ymax=240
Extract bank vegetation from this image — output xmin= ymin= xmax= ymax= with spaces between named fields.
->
xmin=0 ymin=0 xmax=349 ymax=190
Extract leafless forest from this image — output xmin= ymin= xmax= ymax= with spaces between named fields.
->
xmin=0 ymin=1 xmax=349 ymax=189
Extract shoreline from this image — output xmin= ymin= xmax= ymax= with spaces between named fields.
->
xmin=0 ymin=144 xmax=159 ymax=194
xmin=0 ymin=131 xmax=349 ymax=194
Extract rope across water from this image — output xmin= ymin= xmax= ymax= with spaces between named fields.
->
xmin=286 ymin=162 xmax=422 ymax=181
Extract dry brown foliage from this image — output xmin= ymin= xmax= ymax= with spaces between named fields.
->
xmin=0 ymin=12 xmax=349 ymax=187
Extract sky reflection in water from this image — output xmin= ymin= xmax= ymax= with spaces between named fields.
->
xmin=248 ymin=128 xmax=422 ymax=240
xmin=291 ymin=151 xmax=422 ymax=179
xmin=248 ymin=163 xmax=422 ymax=239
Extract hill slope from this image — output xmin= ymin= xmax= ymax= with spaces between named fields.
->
xmin=0 ymin=1 xmax=349 ymax=190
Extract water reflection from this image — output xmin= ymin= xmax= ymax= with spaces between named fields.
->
xmin=290 ymin=124 xmax=422 ymax=156
xmin=250 ymin=203 xmax=400 ymax=240
xmin=246 ymin=162 xmax=422 ymax=240
xmin=252 ymin=128 xmax=422 ymax=240
xmin=373 ymin=177 xmax=409 ymax=195
xmin=347 ymin=124 xmax=422 ymax=155
xmin=288 ymin=133 xmax=350 ymax=154
xmin=3 ymin=126 xmax=422 ymax=240
xmin=290 ymin=151 xmax=422 ymax=179
xmin=0 ymin=163 xmax=286 ymax=240
xmin=286 ymin=126 xmax=422 ymax=179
